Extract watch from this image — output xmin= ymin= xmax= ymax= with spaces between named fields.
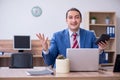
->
xmin=31 ymin=6 xmax=42 ymax=17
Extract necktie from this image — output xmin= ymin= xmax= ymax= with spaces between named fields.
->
xmin=72 ymin=33 xmax=79 ymax=48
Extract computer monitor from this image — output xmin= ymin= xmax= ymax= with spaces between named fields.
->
xmin=13 ymin=35 xmax=31 ymax=52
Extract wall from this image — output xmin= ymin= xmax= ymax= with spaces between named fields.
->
xmin=0 ymin=0 xmax=120 ymax=53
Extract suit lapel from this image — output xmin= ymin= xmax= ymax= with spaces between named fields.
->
xmin=64 ymin=29 xmax=70 ymax=48
xmin=80 ymin=29 xmax=86 ymax=48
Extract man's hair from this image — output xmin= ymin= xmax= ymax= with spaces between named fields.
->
xmin=66 ymin=8 xmax=82 ymax=20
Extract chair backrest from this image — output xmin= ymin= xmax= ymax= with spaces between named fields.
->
xmin=10 ymin=53 xmax=33 ymax=68
xmin=113 ymin=54 xmax=120 ymax=72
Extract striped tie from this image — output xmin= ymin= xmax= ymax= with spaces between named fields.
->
xmin=72 ymin=33 xmax=79 ymax=48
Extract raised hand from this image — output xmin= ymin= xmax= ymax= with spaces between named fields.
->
xmin=36 ymin=33 xmax=49 ymax=51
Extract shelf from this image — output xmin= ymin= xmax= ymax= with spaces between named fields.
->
xmin=90 ymin=24 xmax=115 ymax=26
xmin=96 ymin=37 xmax=115 ymax=40
xmin=0 ymin=54 xmax=42 ymax=58
xmin=104 ymin=50 xmax=115 ymax=53
xmin=88 ymin=11 xmax=116 ymax=66
xmin=33 ymin=55 xmax=42 ymax=57
xmin=100 ymin=63 xmax=114 ymax=66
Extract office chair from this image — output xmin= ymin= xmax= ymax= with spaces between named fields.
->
xmin=10 ymin=53 xmax=33 ymax=68
xmin=113 ymin=54 xmax=120 ymax=72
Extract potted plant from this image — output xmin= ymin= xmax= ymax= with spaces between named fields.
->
xmin=56 ymin=55 xmax=70 ymax=73
xmin=105 ymin=16 xmax=110 ymax=24
xmin=91 ymin=16 xmax=97 ymax=24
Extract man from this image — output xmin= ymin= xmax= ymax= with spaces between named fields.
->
xmin=36 ymin=8 xmax=107 ymax=67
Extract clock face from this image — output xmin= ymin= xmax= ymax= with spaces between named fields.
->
xmin=31 ymin=6 xmax=42 ymax=17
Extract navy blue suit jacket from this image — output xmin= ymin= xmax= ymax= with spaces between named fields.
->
xmin=42 ymin=28 xmax=98 ymax=66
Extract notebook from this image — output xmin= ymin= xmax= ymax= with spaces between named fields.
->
xmin=26 ymin=68 xmax=54 ymax=76
xmin=66 ymin=48 xmax=99 ymax=72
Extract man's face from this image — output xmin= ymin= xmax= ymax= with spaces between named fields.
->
xmin=66 ymin=11 xmax=81 ymax=32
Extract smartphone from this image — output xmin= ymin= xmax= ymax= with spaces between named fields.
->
xmin=95 ymin=34 xmax=110 ymax=45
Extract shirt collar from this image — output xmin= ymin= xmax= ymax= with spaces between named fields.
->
xmin=68 ymin=29 xmax=80 ymax=37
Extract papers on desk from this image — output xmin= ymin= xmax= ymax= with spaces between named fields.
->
xmin=26 ymin=68 xmax=54 ymax=76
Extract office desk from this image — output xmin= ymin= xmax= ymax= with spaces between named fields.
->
xmin=0 ymin=67 xmax=120 ymax=80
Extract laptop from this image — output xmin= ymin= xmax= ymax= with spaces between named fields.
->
xmin=66 ymin=48 xmax=99 ymax=72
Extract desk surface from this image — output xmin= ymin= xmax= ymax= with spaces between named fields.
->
xmin=0 ymin=67 xmax=120 ymax=80
xmin=0 ymin=54 xmax=42 ymax=58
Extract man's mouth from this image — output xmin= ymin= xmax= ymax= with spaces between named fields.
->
xmin=71 ymin=23 xmax=77 ymax=26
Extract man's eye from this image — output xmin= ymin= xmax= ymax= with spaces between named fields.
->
xmin=69 ymin=16 xmax=73 ymax=19
xmin=75 ymin=16 xmax=80 ymax=19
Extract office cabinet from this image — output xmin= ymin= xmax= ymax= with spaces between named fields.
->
xmin=88 ymin=12 xmax=116 ymax=66
xmin=0 ymin=40 xmax=45 ymax=67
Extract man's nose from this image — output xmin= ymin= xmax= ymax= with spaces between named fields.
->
xmin=72 ymin=18 xmax=76 ymax=22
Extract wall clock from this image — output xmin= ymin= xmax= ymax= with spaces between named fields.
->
xmin=31 ymin=6 xmax=42 ymax=17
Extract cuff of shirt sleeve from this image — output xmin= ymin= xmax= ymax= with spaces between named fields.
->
xmin=42 ymin=50 xmax=49 ymax=55
xmin=99 ymin=49 xmax=104 ymax=54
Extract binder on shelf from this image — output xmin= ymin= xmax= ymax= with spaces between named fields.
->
xmin=106 ymin=26 xmax=115 ymax=38
xmin=99 ymin=52 xmax=109 ymax=64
